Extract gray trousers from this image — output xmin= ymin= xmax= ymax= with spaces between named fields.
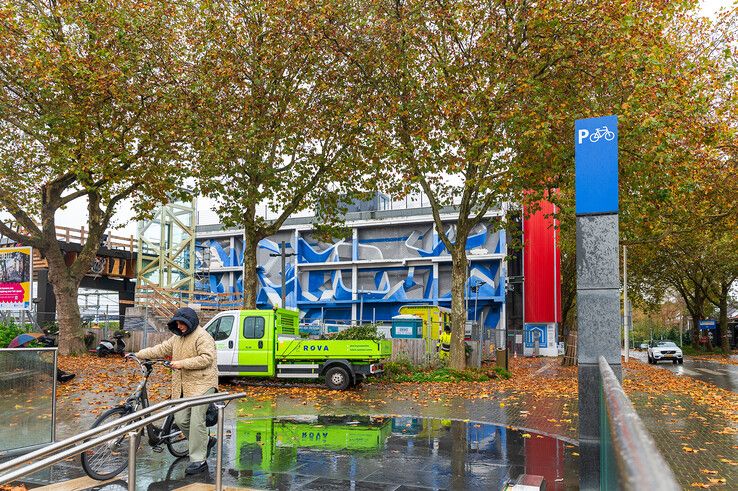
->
xmin=174 ymin=387 xmax=216 ymax=462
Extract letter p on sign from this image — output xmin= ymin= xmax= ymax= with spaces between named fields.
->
xmin=578 ymin=129 xmax=589 ymax=144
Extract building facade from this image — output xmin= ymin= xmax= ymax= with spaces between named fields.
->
xmin=194 ymin=206 xmax=510 ymax=334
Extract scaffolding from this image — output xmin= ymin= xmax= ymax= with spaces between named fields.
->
xmin=137 ymin=194 xmax=197 ymax=292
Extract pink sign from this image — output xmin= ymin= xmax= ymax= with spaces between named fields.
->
xmin=0 ymin=283 xmax=25 ymax=303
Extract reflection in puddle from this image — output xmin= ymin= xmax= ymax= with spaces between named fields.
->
xmin=229 ymin=414 xmax=578 ymax=490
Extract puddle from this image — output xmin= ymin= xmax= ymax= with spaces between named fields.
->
xmin=173 ymin=413 xmax=577 ymax=490
xmin=21 ymin=404 xmax=580 ymax=490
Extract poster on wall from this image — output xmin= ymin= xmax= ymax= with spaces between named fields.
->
xmin=0 ymin=246 xmax=32 ymax=310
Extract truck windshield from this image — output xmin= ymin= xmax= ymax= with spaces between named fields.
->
xmin=207 ymin=315 xmax=235 ymax=341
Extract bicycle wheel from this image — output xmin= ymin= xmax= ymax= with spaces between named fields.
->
xmin=163 ymin=414 xmax=189 ymax=458
xmin=81 ymin=406 xmax=138 ymax=481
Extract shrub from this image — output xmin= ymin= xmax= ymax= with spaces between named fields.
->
xmin=42 ymin=321 xmax=59 ymax=335
xmin=490 ymin=366 xmax=511 ymax=380
xmin=321 ymin=324 xmax=384 ymax=342
xmin=378 ymin=365 xmax=495 ymax=383
xmin=384 ymin=358 xmax=413 ymax=377
xmin=0 ymin=319 xmax=24 ymax=348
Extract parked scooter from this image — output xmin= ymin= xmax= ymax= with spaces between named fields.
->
xmin=96 ymin=331 xmax=127 ymax=357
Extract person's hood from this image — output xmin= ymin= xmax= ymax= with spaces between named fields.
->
xmin=167 ymin=307 xmax=200 ymax=336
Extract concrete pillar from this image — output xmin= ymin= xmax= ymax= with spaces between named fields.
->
xmin=36 ymin=269 xmax=56 ymax=327
xmin=119 ymin=278 xmax=135 ymax=325
xmin=575 ymin=115 xmax=620 ymax=490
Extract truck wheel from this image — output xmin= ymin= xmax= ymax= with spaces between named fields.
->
xmin=325 ymin=367 xmax=350 ymax=391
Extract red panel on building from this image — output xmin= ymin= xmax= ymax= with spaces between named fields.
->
xmin=523 ymin=198 xmax=562 ymax=324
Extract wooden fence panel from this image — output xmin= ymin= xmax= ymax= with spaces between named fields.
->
xmin=390 ymin=338 xmax=437 ymax=365
xmin=128 ymin=331 xmax=170 ymax=352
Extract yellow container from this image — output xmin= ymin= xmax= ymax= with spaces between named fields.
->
xmin=398 ymin=305 xmax=452 ymax=340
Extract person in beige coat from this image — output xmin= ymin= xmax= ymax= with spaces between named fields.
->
xmin=134 ymin=307 xmax=218 ymax=475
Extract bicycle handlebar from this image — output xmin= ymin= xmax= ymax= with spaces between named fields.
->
xmin=125 ymin=354 xmax=176 ymax=370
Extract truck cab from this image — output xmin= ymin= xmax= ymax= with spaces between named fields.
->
xmin=204 ymin=308 xmax=390 ymax=390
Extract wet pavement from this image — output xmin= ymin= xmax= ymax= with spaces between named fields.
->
xmin=20 ymin=410 xmax=579 ymax=490
xmin=628 ymin=350 xmax=738 ymax=391
xmin=628 ymin=392 xmax=738 ymax=487
xmin=5 ymin=355 xmax=736 ymax=489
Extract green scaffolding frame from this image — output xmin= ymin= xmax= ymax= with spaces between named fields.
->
xmin=137 ymin=195 xmax=197 ymax=292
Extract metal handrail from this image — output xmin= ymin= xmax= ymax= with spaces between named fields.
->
xmin=0 ymin=392 xmax=245 ymax=487
xmin=0 ymin=391 xmax=227 ymax=474
xmin=598 ymin=356 xmax=679 ymax=490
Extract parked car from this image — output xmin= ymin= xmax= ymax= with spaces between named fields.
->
xmin=647 ymin=341 xmax=683 ymax=364
xmin=638 ymin=342 xmax=649 ymax=350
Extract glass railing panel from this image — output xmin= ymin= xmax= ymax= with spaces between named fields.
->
xmin=0 ymin=348 xmax=56 ymax=455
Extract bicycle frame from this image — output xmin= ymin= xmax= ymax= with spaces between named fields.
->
xmin=122 ymin=358 xmax=179 ymax=447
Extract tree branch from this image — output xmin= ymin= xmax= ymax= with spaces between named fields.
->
xmin=0 ymin=219 xmax=41 ymax=248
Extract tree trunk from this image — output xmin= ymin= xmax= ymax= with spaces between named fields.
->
xmin=560 ymin=251 xmax=577 ymax=333
xmin=242 ymin=227 xmax=260 ymax=309
xmin=449 ymin=246 xmax=468 ymax=371
xmin=44 ymin=247 xmax=85 ymax=355
xmin=718 ymin=281 xmax=730 ymax=353
xmin=39 ymin=193 xmax=109 ymax=354
xmin=688 ymin=286 xmax=705 ymax=343
xmin=53 ymin=275 xmax=85 ymax=355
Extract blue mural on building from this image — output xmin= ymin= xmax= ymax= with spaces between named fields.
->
xmin=194 ymin=219 xmax=506 ymax=330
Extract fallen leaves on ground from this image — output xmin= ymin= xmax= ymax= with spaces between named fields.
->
xmin=623 ymin=360 xmax=738 ymax=427
xmin=56 ymin=354 xmax=170 ymax=419
xmin=690 ymin=353 xmax=738 ymax=366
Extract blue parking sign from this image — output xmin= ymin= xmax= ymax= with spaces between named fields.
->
xmin=575 ymin=115 xmax=618 ymax=215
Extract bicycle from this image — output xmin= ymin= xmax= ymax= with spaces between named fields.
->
xmin=81 ymin=355 xmax=189 ymax=481
xmin=589 ymin=125 xmax=615 ymax=142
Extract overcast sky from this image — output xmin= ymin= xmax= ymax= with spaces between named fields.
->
xmin=50 ymin=0 xmax=735 ymax=239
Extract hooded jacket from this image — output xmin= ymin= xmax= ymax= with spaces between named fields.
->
xmin=136 ymin=307 xmax=218 ymax=398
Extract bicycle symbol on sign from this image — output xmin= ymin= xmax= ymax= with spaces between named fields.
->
xmin=589 ymin=126 xmax=615 ymax=143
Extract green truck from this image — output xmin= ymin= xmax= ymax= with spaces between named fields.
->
xmin=203 ymin=308 xmax=391 ymax=390
xmin=235 ymin=414 xmax=392 ymax=476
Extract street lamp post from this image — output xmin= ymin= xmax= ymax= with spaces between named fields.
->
xmin=269 ymin=241 xmax=296 ymax=309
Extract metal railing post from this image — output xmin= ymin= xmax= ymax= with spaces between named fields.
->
xmin=127 ymin=431 xmax=138 ymax=491
xmin=215 ymin=403 xmax=226 ymax=491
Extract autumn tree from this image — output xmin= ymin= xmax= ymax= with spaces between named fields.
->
xmin=324 ymin=0 xmax=717 ymax=369
xmin=623 ymin=6 xmax=737 ymax=351
xmin=186 ymin=0 xmax=372 ymax=308
xmin=0 ymin=1 xmax=189 ymax=354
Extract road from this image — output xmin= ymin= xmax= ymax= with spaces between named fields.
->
xmin=627 ymin=349 xmax=738 ymax=392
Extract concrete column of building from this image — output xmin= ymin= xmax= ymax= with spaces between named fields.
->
xmin=575 ymin=115 xmax=620 ymax=490
xmin=119 ymin=279 xmax=135 ymax=325
xmin=35 ymin=269 xmax=56 ymax=326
